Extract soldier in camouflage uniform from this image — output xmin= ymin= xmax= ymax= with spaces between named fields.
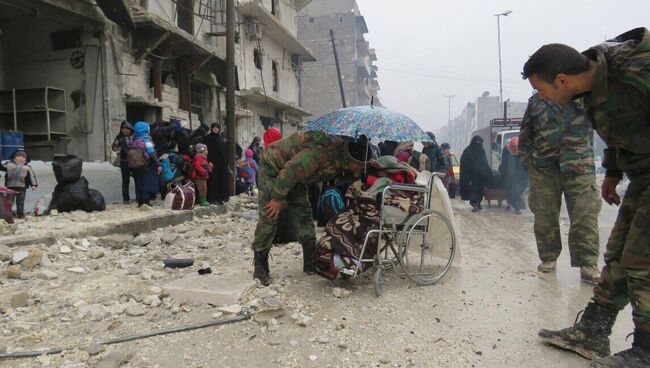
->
xmin=518 ymin=94 xmax=601 ymax=283
xmin=252 ymin=130 xmax=369 ymax=285
xmin=523 ymin=28 xmax=650 ymax=367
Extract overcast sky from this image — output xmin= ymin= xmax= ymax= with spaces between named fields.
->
xmin=355 ymin=0 xmax=650 ymax=132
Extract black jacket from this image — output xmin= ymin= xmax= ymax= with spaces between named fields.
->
xmin=422 ymin=143 xmax=446 ymax=172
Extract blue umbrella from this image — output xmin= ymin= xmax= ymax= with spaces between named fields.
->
xmin=306 ymin=106 xmax=432 ymax=142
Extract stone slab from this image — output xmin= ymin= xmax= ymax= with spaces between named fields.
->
xmin=163 ymin=274 xmax=255 ymax=307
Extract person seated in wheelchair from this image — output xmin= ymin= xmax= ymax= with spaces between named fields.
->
xmin=313 ymin=155 xmax=426 ymax=281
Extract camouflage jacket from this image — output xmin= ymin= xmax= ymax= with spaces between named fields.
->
xmin=582 ymin=27 xmax=650 ymax=178
xmin=261 ymin=131 xmax=347 ymax=199
xmin=518 ymin=94 xmax=595 ymax=175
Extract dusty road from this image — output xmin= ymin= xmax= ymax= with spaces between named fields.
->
xmin=0 ymin=192 xmax=631 ymax=368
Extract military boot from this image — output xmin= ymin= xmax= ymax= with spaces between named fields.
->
xmin=302 ymin=243 xmax=315 ymax=274
xmin=253 ymin=249 xmax=272 ymax=286
xmin=591 ymin=329 xmax=650 ymax=367
xmin=539 ymin=302 xmax=618 ymax=359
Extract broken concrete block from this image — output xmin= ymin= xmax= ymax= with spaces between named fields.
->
xmin=6 ymin=265 xmax=21 ymax=279
xmin=163 ymin=274 xmax=255 ymax=307
xmin=10 ymin=292 xmax=29 ymax=308
xmin=98 ymin=234 xmax=133 ymax=249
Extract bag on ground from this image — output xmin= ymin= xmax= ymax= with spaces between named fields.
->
xmin=85 ymin=189 xmax=106 ymax=212
xmin=34 ymin=195 xmax=52 ymax=216
xmin=50 ymin=176 xmax=90 ymax=213
xmin=52 ymin=155 xmax=83 ymax=184
xmin=164 ymin=182 xmax=195 ymax=210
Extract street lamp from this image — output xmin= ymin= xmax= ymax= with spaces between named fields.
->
xmin=494 ymin=10 xmax=512 ymax=109
xmin=444 ymin=95 xmax=455 ymax=141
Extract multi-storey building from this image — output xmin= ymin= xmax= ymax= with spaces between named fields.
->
xmin=0 ymin=0 xmax=313 ymax=160
xmin=297 ymin=0 xmax=380 ymax=117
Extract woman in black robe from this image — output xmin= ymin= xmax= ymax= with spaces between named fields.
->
xmin=460 ymin=135 xmax=492 ymax=212
xmin=498 ymin=137 xmax=528 ymax=214
xmin=204 ymin=123 xmax=229 ymax=204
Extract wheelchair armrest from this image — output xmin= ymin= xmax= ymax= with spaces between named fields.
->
xmin=386 ymin=183 xmax=428 ymax=193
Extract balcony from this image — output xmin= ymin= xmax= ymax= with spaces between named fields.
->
xmin=369 ymin=48 xmax=377 ymax=61
xmin=239 ymin=88 xmax=311 ymax=117
xmin=356 ymin=16 xmax=368 ymax=34
xmin=355 ymin=59 xmax=371 ymax=78
xmin=238 ymin=0 xmax=316 ymax=61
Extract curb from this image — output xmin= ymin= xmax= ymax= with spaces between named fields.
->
xmin=2 ymin=205 xmax=227 ymax=248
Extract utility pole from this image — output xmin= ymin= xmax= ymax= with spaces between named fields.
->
xmin=494 ymin=10 xmax=511 ymax=109
xmin=226 ymin=0 xmax=236 ymax=196
xmin=444 ymin=95 xmax=455 ymax=140
xmin=330 ymin=29 xmax=347 ymax=108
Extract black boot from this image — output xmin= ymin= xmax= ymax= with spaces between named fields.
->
xmin=302 ymin=243 xmax=315 ymax=274
xmin=591 ymin=329 xmax=650 ymax=367
xmin=253 ymin=249 xmax=272 ymax=286
xmin=539 ymin=302 xmax=618 ymax=359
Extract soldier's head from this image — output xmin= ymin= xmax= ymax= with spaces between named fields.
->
xmin=347 ymin=135 xmax=371 ymax=178
xmin=522 ymin=44 xmax=595 ymax=105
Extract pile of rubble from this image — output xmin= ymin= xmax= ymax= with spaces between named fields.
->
xmin=0 ymin=196 xmax=367 ymax=367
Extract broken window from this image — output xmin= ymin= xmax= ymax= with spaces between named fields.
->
xmin=254 ymin=48 xmax=263 ymax=70
xmin=177 ymin=0 xmax=195 ymax=35
xmin=51 ymin=29 xmax=82 ymax=51
xmin=272 ymin=61 xmax=279 ymax=92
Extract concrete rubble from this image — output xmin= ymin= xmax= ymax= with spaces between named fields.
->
xmin=0 ymin=193 xmax=621 ymax=367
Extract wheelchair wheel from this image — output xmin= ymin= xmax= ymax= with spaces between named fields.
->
xmin=397 ymin=210 xmax=456 ymax=286
xmin=374 ymin=267 xmax=384 ymax=297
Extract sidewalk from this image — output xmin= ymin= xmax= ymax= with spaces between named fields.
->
xmin=0 ymin=203 xmax=226 ymax=248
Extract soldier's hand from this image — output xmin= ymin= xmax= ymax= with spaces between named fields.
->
xmin=602 ymin=176 xmax=621 ymax=206
xmin=264 ymin=198 xmax=284 ymax=219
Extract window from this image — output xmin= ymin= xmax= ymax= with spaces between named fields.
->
xmin=51 ymin=30 xmax=81 ymax=51
xmin=177 ymin=0 xmax=194 ymax=35
xmin=309 ymin=17 xmax=314 ymax=23
xmin=339 ymin=16 xmax=344 ymax=22
xmin=272 ymin=61 xmax=279 ymax=92
xmin=254 ymin=48 xmax=263 ymax=70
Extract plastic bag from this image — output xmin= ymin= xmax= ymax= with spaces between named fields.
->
xmin=52 ymin=155 xmax=83 ymax=184
xmin=34 ymin=195 xmax=52 ymax=216
xmin=85 ymin=189 xmax=106 ymax=212
xmin=50 ymin=177 xmax=90 ymax=213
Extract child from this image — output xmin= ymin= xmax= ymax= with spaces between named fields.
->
xmin=238 ymin=149 xmax=259 ymax=195
xmin=0 ymin=150 xmax=38 ymax=218
xmin=192 ymin=143 xmax=212 ymax=206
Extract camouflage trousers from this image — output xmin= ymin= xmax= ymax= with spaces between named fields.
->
xmin=527 ymin=164 xmax=601 ymax=267
xmin=252 ymin=164 xmax=316 ymax=252
xmin=593 ymin=173 xmax=650 ymax=333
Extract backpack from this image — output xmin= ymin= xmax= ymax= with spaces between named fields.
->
xmin=317 ymin=187 xmax=345 ymax=226
xmin=127 ymin=140 xmax=150 ymax=169
xmin=238 ymin=161 xmax=255 ymax=179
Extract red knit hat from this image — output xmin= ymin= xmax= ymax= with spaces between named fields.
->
xmin=263 ymin=128 xmax=282 ymax=147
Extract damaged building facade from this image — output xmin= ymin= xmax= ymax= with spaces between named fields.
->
xmin=0 ymin=0 xmax=313 ymax=161
xmin=297 ymin=0 xmax=380 ymax=117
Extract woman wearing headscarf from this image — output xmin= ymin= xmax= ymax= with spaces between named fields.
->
xmin=248 ymin=136 xmax=262 ymax=165
xmin=498 ymin=137 xmax=528 ymax=214
xmin=131 ymin=121 xmax=161 ymax=207
xmin=204 ymin=123 xmax=228 ymax=204
xmin=460 ymin=135 xmax=492 ymax=212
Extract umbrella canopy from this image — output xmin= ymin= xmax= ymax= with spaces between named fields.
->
xmin=306 ymin=106 xmax=432 ymax=143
